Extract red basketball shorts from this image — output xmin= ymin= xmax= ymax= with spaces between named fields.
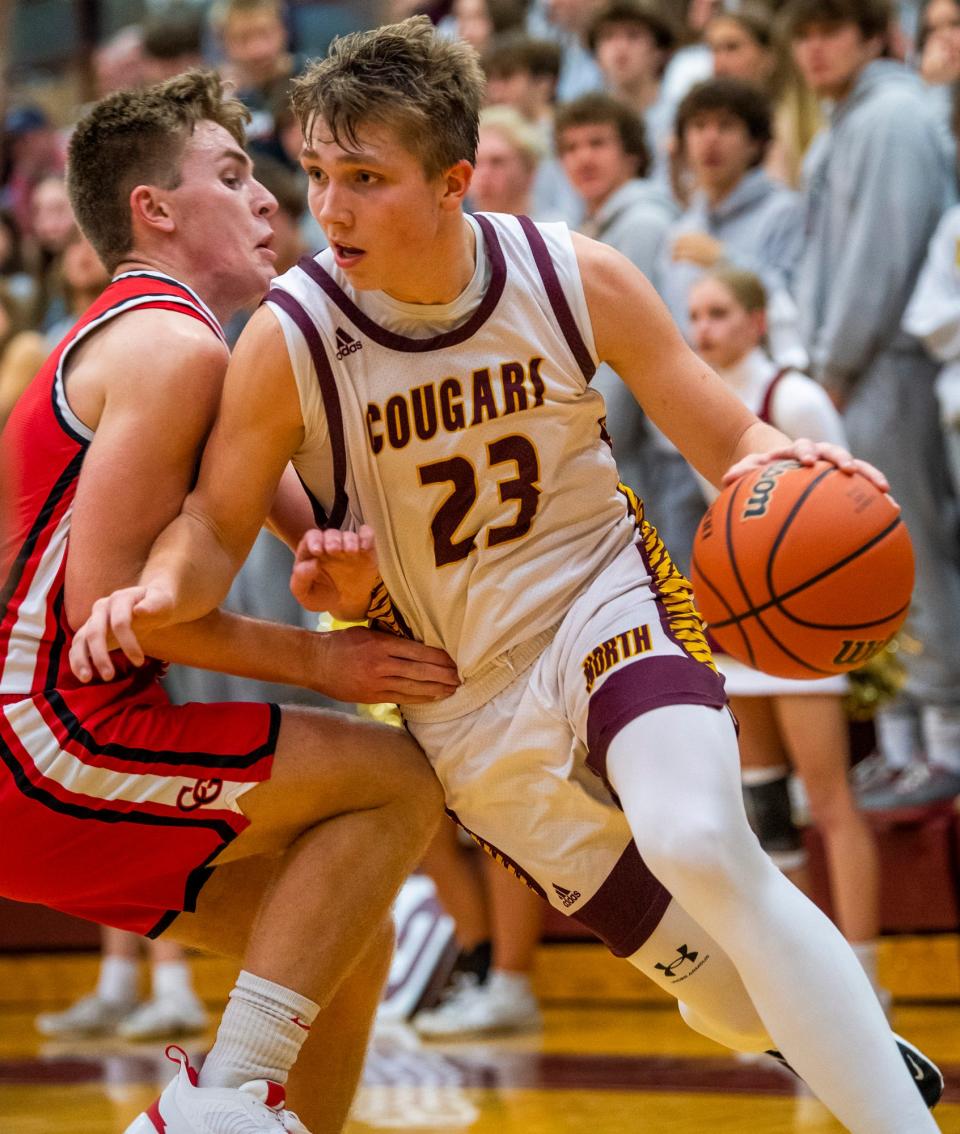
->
xmin=0 ymin=670 xmax=278 ymax=937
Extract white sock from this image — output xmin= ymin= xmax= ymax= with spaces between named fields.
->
xmin=199 ymin=970 xmax=319 ymax=1089
xmin=96 ymin=956 xmax=139 ymax=1005
xmin=151 ymin=960 xmax=196 ymax=1002
xmin=608 ymin=707 xmax=937 ymax=1133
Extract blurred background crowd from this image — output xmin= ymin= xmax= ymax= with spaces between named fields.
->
xmin=3 ymin=0 xmax=960 ymax=1044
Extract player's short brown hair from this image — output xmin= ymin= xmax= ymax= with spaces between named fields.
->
xmin=67 ymin=69 xmax=248 ymax=271
xmin=290 ymin=16 xmax=485 ymax=179
xmin=554 ymin=93 xmax=651 ymax=179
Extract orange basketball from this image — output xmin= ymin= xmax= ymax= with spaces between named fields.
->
xmin=690 ymin=459 xmax=914 ymax=679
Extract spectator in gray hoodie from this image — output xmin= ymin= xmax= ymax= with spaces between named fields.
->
xmin=556 ymin=91 xmax=677 ymax=281
xmin=659 ymin=77 xmax=807 ymax=369
xmin=787 ymin=0 xmax=960 ymax=807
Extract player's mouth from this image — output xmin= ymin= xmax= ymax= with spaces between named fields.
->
xmin=256 ymin=234 xmax=277 ymax=262
xmin=332 ymin=242 xmax=366 ymax=268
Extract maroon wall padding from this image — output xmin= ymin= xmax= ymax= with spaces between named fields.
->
xmin=804 ymin=803 xmax=960 ymax=933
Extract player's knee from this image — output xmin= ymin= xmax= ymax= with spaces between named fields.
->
xmin=741 ymin=766 xmax=807 ymax=869
xmin=640 ymin=813 xmax=767 ymax=898
xmin=678 ymin=1000 xmax=771 ymax=1054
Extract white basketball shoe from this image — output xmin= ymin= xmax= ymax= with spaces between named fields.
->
xmin=413 ymin=970 xmax=542 ymax=1039
xmin=124 ymin=1047 xmax=311 ymax=1133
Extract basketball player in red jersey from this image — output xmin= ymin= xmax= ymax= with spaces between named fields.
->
xmin=0 ymin=71 xmax=460 ymax=1134
xmin=71 ymin=25 xmax=943 ymax=1133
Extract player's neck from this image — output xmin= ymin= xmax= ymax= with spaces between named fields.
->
xmin=381 ymin=215 xmax=476 ymax=306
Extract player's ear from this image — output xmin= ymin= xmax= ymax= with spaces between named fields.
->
xmin=129 ymin=184 xmax=176 ymax=236
xmin=439 ymin=159 xmax=473 ymax=213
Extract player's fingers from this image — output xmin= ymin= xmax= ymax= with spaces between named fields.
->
xmin=788 ymin=438 xmax=820 ymax=465
xmin=846 ymin=457 xmax=890 ymax=492
xmin=295 ymin=529 xmax=325 ymax=562
xmin=68 ymin=632 xmax=96 ymax=684
xmin=321 ymin=528 xmax=343 ymax=555
xmin=386 ymin=639 xmax=458 ymax=669
xmin=387 ymin=657 xmax=460 ymax=686
xmin=83 ymin=605 xmax=118 ymax=681
xmin=109 ymin=602 xmax=146 ymax=667
xmin=389 ymin=662 xmax=460 ymax=689
xmin=290 ymin=564 xmax=324 ymax=608
xmin=381 ymin=680 xmax=459 ymax=702
xmin=358 ymin=525 xmax=376 ymax=554
xmin=720 ymin=455 xmax=766 ymax=485
xmin=291 ymin=559 xmax=322 ymax=589
xmin=340 ymin=530 xmax=360 ymax=554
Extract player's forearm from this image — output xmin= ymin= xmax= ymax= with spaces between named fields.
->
xmin=139 ymin=511 xmax=249 ymax=624
xmin=140 ymin=608 xmax=328 ymax=692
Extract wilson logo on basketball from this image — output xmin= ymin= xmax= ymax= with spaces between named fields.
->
xmin=742 ymin=460 xmax=796 ymax=520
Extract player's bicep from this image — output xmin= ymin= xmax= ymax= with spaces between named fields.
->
xmin=183 ymin=306 xmax=307 ymax=561
xmin=66 ymin=347 xmax=225 ymax=625
xmin=574 ymin=234 xmax=757 ymax=483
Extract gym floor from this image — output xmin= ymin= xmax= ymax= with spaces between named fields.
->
xmin=1 ymin=947 xmax=958 ymax=1133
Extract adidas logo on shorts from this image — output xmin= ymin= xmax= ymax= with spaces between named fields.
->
xmin=335 ymin=326 xmax=362 ymax=359
xmin=552 ymin=883 xmax=581 ymax=908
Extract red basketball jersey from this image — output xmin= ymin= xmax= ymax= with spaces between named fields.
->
xmin=0 ymin=272 xmax=225 ymax=699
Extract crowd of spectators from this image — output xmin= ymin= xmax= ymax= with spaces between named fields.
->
xmin=4 ymin=0 xmax=960 ymax=1038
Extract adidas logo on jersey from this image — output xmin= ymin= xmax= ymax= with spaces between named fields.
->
xmin=552 ymin=883 xmax=581 ymax=908
xmin=335 ymin=327 xmax=362 ymax=359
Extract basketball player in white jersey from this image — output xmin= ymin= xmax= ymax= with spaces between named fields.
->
xmin=71 ymin=21 xmax=943 ymax=1131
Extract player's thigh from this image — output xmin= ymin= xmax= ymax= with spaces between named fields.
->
xmin=728 ymin=694 xmax=788 ymax=770
xmin=220 ymin=704 xmax=441 ymax=862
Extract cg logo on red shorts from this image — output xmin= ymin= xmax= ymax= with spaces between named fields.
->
xmin=176 ymin=777 xmax=224 ymax=812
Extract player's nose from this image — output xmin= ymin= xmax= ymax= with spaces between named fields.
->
xmin=252 ymin=179 xmax=278 ymax=218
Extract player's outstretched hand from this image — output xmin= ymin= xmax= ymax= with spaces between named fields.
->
xmin=722 ymin=439 xmax=890 ymax=493
xmin=317 ymin=625 xmax=460 ymax=704
xmin=291 ymin=525 xmax=379 ymax=617
xmin=69 ymin=584 xmax=176 ymax=683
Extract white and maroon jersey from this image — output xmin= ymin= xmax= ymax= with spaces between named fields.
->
xmin=0 ymin=272 xmax=225 ymax=698
xmin=267 ymin=214 xmax=643 ymax=686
